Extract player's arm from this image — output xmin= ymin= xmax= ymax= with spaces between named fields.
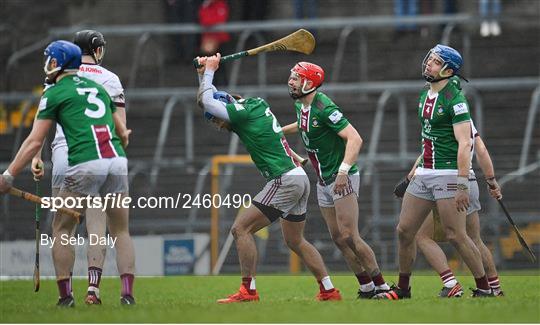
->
xmin=454 ymin=121 xmax=472 ymax=177
xmin=114 ymin=106 xmax=126 ymax=126
xmin=31 ymin=143 xmax=45 ymax=179
xmin=337 ymin=124 xmax=363 ymax=172
xmin=103 ymin=76 xmax=127 ymax=126
xmin=1 ymin=119 xmax=54 ymax=192
xmin=113 ymin=111 xmax=131 ymax=148
xmin=30 ymin=111 xmax=45 ymax=179
xmin=197 ymin=54 xmax=231 ymax=122
xmin=282 ymin=122 xmax=298 ymax=135
xmin=453 ymin=121 xmax=472 ymax=211
xmin=474 ymin=135 xmax=502 ymax=199
xmin=408 ymin=155 xmax=422 ymax=180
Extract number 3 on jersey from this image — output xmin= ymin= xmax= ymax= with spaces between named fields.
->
xmin=77 ymin=87 xmax=106 ymax=119
xmin=265 ymin=107 xmax=282 ymax=133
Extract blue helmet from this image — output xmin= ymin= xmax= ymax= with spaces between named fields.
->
xmin=213 ymin=91 xmax=237 ymax=104
xmin=43 ymin=40 xmax=82 ymax=75
xmin=422 ymin=44 xmax=463 ymax=82
xmin=432 ymin=44 xmax=462 ymax=72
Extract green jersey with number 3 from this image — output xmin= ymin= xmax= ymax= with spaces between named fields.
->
xmin=36 ymin=75 xmax=125 ymax=166
xmin=294 ymin=91 xmax=358 ymax=185
xmin=417 ymin=76 xmax=471 ymax=170
xmin=225 ymin=97 xmax=298 ymax=180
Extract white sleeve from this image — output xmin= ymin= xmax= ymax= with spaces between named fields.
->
xmin=102 ymin=74 xmax=125 ymax=107
xmin=198 ymin=70 xmax=230 ymax=122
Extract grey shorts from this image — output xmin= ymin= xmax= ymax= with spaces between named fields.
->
xmin=467 ymin=178 xmax=481 ymax=215
xmin=253 ymin=167 xmax=310 ymax=219
xmin=51 ymin=145 xmax=68 ymax=189
xmin=61 ymin=157 xmax=129 ymax=196
xmin=406 ymin=174 xmax=481 ymax=215
xmin=317 ymin=172 xmax=360 ymax=208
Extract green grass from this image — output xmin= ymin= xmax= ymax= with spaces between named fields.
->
xmin=1 ymin=273 xmax=539 ymax=323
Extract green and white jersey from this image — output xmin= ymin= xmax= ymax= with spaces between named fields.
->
xmin=294 ymin=91 xmax=358 ymax=184
xmin=226 ymin=97 xmax=298 ymax=181
xmin=37 ymin=75 xmax=125 ymax=166
xmin=417 ymin=77 xmax=471 ymax=172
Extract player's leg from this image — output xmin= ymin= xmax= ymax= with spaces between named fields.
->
xmin=396 ymin=193 xmax=433 ymax=286
xmin=84 ymin=207 xmax=107 ymax=305
xmin=320 ymin=206 xmax=375 ymax=298
xmin=466 ymin=211 xmax=503 ymax=296
xmin=102 ymin=157 xmax=136 ymax=305
xmin=105 ymin=194 xmax=135 ymax=305
xmin=280 ymin=217 xmax=341 ymax=301
xmin=51 ymin=189 xmax=85 ymax=307
xmin=333 ymin=194 xmax=390 ymax=291
xmin=50 ymin=145 xmax=75 ymax=305
xmin=416 ymin=210 xmax=463 ymax=297
xmin=377 ymin=175 xmax=434 ymax=300
xmin=217 ymin=204 xmax=270 ymax=303
xmin=281 ymin=173 xmax=341 ymax=301
xmin=436 ymin=198 xmax=492 ymax=295
xmin=217 ymin=176 xmax=279 ymax=303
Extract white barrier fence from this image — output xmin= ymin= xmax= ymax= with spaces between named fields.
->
xmin=0 ymin=233 xmax=210 ymax=278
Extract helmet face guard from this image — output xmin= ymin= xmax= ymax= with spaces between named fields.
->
xmin=422 ymin=44 xmax=463 ymax=83
xmin=289 ymin=62 xmax=324 ymax=99
xmin=43 ymin=40 xmax=82 ymax=81
xmin=204 ymin=111 xmax=231 ymax=131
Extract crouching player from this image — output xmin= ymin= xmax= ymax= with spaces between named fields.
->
xmin=197 ymin=54 xmax=342 ymax=303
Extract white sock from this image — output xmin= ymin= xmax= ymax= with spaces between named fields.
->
xmin=250 ymin=278 xmax=256 ymax=291
xmin=321 ymin=276 xmax=334 ymax=291
xmin=376 ymin=283 xmax=390 ymax=291
xmin=444 ymin=279 xmax=458 ymax=288
xmin=360 ymin=282 xmax=375 ymax=292
xmin=88 ymin=286 xmax=100 ymax=297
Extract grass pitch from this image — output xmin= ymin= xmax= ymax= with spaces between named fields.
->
xmin=1 ymin=273 xmax=539 ymax=323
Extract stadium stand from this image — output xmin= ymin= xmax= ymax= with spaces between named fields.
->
xmin=1 ymin=0 xmax=538 ymax=272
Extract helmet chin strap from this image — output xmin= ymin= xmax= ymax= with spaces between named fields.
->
xmin=289 ymin=79 xmax=316 ymax=99
xmin=423 ymin=63 xmax=469 ymax=83
xmin=423 ymin=73 xmax=469 ymax=83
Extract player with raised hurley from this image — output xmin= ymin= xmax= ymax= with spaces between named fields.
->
xmin=281 ymin=62 xmax=392 ymax=299
xmin=197 ymin=54 xmax=342 ymax=303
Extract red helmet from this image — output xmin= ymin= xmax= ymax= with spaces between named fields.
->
xmin=291 ymin=62 xmax=324 ymax=91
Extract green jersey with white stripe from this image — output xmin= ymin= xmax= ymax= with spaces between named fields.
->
xmin=226 ymin=97 xmax=298 ymax=181
xmin=294 ymin=91 xmax=358 ymax=184
xmin=417 ymin=77 xmax=471 ymax=170
xmin=37 ymin=75 xmax=125 ymax=166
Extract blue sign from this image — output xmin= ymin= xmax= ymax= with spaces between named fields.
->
xmin=163 ymin=239 xmax=195 ymax=275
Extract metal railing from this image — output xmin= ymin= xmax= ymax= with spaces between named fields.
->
xmin=2 ymin=16 xmax=539 ymax=268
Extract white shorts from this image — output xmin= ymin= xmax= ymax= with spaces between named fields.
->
xmin=406 ymin=174 xmax=481 ymax=215
xmin=253 ymin=167 xmax=310 ymax=220
xmin=61 ymin=157 xmax=129 ymax=197
xmin=51 ymin=145 xmax=69 ymax=189
xmin=317 ymin=172 xmax=360 ymax=208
